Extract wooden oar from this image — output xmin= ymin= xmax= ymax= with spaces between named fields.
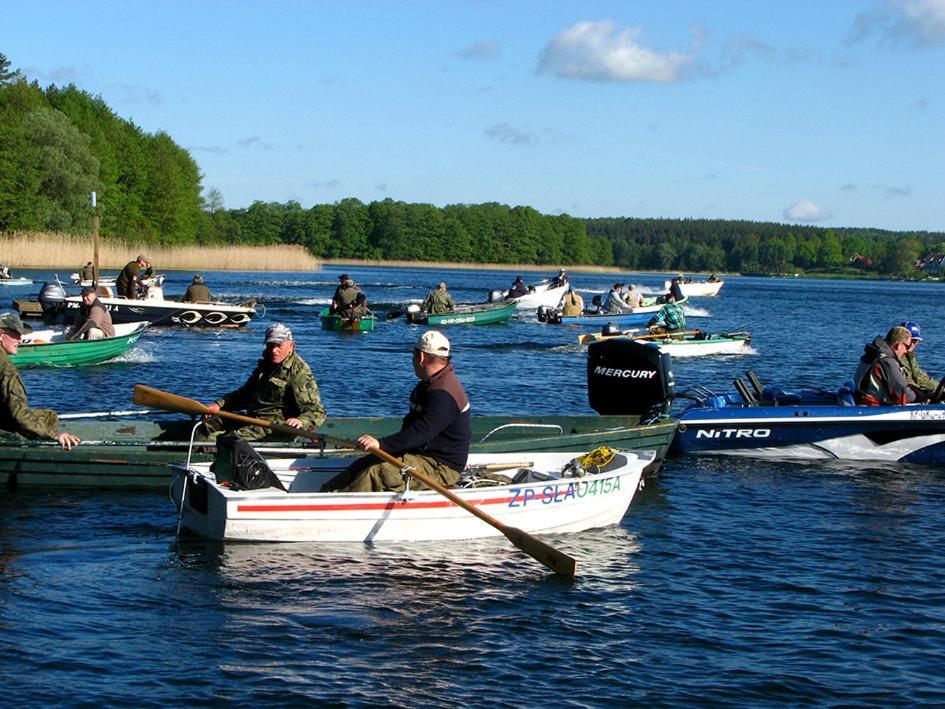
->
xmin=578 ymin=328 xmax=701 ymax=344
xmin=132 ymin=384 xmax=577 ymax=577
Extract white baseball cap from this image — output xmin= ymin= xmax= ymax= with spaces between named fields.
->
xmin=416 ymin=330 xmax=450 ymax=357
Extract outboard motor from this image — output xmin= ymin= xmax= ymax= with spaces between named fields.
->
xmin=488 ymin=289 xmax=506 ymax=303
xmin=405 ymin=303 xmax=422 ymax=323
xmin=603 ymin=322 xmax=622 ymax=336
xmin=587 ymin=338 xmax=675 ymax=418
xmin=537 ymin=305 xmax=551 ymax=322
xmin=38 ymin=281 xmax=68 ymax=323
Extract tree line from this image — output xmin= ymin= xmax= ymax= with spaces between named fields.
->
xmin=2 ymin=51 xmax=942 ymax=275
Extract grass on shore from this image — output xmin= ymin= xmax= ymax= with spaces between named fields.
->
xmin=1 ymin=232 xmax=320 ymax=271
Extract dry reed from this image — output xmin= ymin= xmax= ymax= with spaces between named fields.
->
xmin=1 ymin=232 xmax=320 ymax=271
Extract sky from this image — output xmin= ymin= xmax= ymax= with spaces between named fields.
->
xmin=4 ymin=0 xmax=944 ymax=232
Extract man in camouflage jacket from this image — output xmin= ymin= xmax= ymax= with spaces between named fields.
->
xmin=201 ymin=323 xmax=326 ymax=441
xmin=0 ymin=313 xmax=80 ymax=449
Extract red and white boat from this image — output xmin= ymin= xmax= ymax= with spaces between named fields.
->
xmin=170 ymin=450 xmax=653 ymax=543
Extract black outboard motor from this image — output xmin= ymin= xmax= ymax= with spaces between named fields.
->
xmin=587 ymin=338 xmax=675 ymax=418
xmin=38 ymin=281 xmax=68 ymax=324
xmin=537 ymin=305 xmax=561 ymax=323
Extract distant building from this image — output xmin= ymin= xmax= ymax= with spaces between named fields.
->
xmin=917 ymin=254 xmax=945 ymax=276
xmin=849 ymin=254 xmax=874 ymax=269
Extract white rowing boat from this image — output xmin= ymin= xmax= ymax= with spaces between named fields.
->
xmin=170 ymin=449 xmax=653 ymax=543
xmin=579 ymin=329 xmax=752 ymax=357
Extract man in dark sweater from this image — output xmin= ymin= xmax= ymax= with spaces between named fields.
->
xmin=322 ymin=330 xmax=471 ymax=492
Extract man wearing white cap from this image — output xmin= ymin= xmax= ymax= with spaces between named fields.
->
xmin=323 ymin=330 xmax=471 ymax=493
xmin=201 ymin=322 xmax=325 ymax=441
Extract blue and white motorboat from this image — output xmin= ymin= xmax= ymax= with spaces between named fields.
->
xmin=672 ymin=372 xmax=945 ymax=465
xmin=538 ymin=296 xmax=690 ymax=326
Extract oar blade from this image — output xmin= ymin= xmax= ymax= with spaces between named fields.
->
xmin=502 ymin=526 xmax=576 ymax=577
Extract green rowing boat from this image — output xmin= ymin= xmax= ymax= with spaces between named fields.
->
xmin=319 ymin=308 xmax=375 ymax=332
xmin=406 ymin=301 xmax=516 ymax=326
xmin=0 ymin=414 xmax=675 ymax=489
xmin=13 ymin=321 xmax=148 ymax=367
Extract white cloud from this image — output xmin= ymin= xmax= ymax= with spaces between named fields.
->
xmin=783 ymin=200 xmax=833 ymax=222
xmin=537 ymin=20 xmax=693 ymax=82
xmin=484 ymin=123 xmax=539 ymax=146
xmin=851 ymin=0 xmax=945 ymax=46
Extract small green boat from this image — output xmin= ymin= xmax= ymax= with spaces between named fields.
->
xmin=319 ymin=308 xmax=375 ymax=332
xmin=12 ymin=321 xmax=149 ymax=368
xmin=406 ymin=301 xmax=516 ymax=326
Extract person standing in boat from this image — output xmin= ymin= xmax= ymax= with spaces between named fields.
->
xmin=900 ymin=321 xmax=940 ymax=401
xmin=420 ymin=282 xmax=455 ymax=315
xmin=853 ymin=326 xmax=916 ymax=406
xmin=647 ymin=291 xmax=686 ymax=335
xmin=561 ymin=288 xmax=584 ymax=316
xmin=330 ymin=277 xmax=368 ymax=318
xmin=0 ymin=313 xmax=80 ymax=449
xmin=508 ymin=276 xmax=528 ymax=299
xmin=116 ymin=254 xmax=152 ymax=300
xmin=322 ymin=330 xmax=470 ymax=493
xmin=79 ymin=261 xmax=95 ymax=281
xmin=0 ymin=264 xmax=10 ymax=279
xmin=669 ymin=277 xmax=685 ymax=302
xmin=183 ymin=274 xmax=211 ymax=303
xmin=68 ymin=287 xmax=115 ymax=341
xmin=200 ymin=323 xmax=326 ymax=441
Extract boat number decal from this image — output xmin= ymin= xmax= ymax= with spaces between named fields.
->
xmin=508 ymin=476 xmax=620 ymax=508
xmin=441 ymin=316 xmax=475 ymax=324
xmin=695 ymin=428 xmax=771 ymax=439
xmin=593 ymin=366 xmax=657 ymax=379
xmin=911 ymin=409 xmax=945 ymax=421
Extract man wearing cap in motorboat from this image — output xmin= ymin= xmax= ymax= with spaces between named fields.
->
xmin=68 ymin=286 xmax=115 ymax=341
xmin=200 ymin=322 xmax=326 ymax=441
xmin=322 ymin=330 xmax=471 ymax=493
xmin=900 ymin=320 xmax=942 ymax=402
xmin=329 ymin=275 xmax=368 ymax=318
xmin=116 ymin=254 xmax=152 ymax=300
xmin=420 ymin=282 xmax=455 ymax=315
xmin=0 ymin=313 xmax=81 ymax=449
xmin=183 ymin=274 xmax=211 ymax=303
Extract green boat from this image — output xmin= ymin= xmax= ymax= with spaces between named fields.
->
xmin=0 ymin=414 xmax=675 ymax=489
xmin=12 ymin=321 xmax=149 ymax=367
xmin=0 ymin=337 xmax=677 ymax=489
xmin=319 ymin=308 xmax=375 ymax=332
xmin=405 ymin=301 xmax=516 ymax=326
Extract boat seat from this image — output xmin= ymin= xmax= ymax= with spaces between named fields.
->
xmin=761 ymin=385 xmax=802 ymax=405
xmin=836 ymin=380 xmax=856 ymax=407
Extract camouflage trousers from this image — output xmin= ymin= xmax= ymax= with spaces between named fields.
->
xmin=197 ymin=414 xmax=298 ymax=443
xmin=321 ymin=453 xmax=460 ymax=493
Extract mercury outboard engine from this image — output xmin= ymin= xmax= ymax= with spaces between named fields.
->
xmin=38 ymin=281 xmax=68 ymax=323
xmin=587 ymin=338 xmax=674 ymax=418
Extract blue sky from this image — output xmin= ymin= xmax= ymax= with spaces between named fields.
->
xmin=4 ymin=0 xmax=944 ymax=231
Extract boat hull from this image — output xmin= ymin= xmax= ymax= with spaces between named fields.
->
xmin=0 ymin=415 xmax=676 ymax=489
xmin=510 ymin=283 xmax=568 ymax=309
xmin=664 ymin=280 xmax=724 ymax=297
xmin=318 ymin=308 xmax=375 ymax=332
xmin=580 ymin=331 xmax=751 ymax=357
xmin=0 ymin=278 xmax=34 ymax=287
xmin=172 ymin=450 xmax=653 ymax=542
xmin=674 ymin=403 xmax=945 ymax=464
xmin=63 ymin=295 xmax=257 ymax=327
xmin=12 ymin=322 xmax=148 ymax=367
xmin=408 ymin=301 xmax=516 ymax=326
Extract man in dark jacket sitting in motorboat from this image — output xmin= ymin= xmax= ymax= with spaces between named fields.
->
xmin=854 ymin=326 xmax=917 ymax=406
xmin=330 ymin=277 xmax=368 ymax=318
xmin=183 ymin=274 xmax=211 ymax=303
xmin=508 ymin=276 xmax=528 ymax=299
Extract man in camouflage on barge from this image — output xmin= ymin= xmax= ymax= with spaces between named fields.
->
xmin=0 ymin=313 xmax=81 ymax=449
xmin=200 ymin=323 xmax=326 ymax=441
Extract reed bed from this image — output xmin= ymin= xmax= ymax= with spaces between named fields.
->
xmin=0 ymin=232 xmax=320 ymax=271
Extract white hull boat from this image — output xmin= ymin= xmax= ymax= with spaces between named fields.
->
xmin=663 ymin=279 xmax=724 ymax=297
xmin=579 ymin=330 xmax=752 ymax=357
xmin=0 ymin=277 xmax=34 ymax=286
xmin=509 ymin=282 xmax=569 ymax=309
xmin=171 ymin=450 xmax=653 ymax=543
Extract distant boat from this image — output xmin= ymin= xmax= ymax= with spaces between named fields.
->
xmin=490 ymin=280 xmax=569 ymax=310
xmin=0 ymin=277 xmax=34 ymax=287
xmin=579 ymin=329 xmax=752 ymax=357
xmin=663 ymin=279 xmax=724 ymax=297
xmin=405 ymin=301 xmax=516 ymax=326
xmin=13 ymin=321 xmax=148 ymax=367
xmin=319 ymin=308 xmax=375 ymax=332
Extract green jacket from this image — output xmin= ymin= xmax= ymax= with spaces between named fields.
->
xmin=903 ymin=351 xmax=937 ymax=393
xmin=0 ymin=349 xmax=60 ymax=439
xmin=422 ymin=289 xmax=455 ymax=315
xmin=217 ymin=349 xmax=326 ymax=429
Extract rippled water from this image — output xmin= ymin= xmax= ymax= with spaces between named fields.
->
xmin=2 ymin=267 xmax=945 ymax=704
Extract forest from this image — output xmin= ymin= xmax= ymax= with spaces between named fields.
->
xmin=2 ymin=51 xmax=943 ymax=276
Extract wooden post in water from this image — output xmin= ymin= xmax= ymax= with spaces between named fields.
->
xmin=91 ymin=191 xmax=99 ymax=288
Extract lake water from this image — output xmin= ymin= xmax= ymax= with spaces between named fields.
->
xmin=2 ymin=266 xmax=945 ymax=705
